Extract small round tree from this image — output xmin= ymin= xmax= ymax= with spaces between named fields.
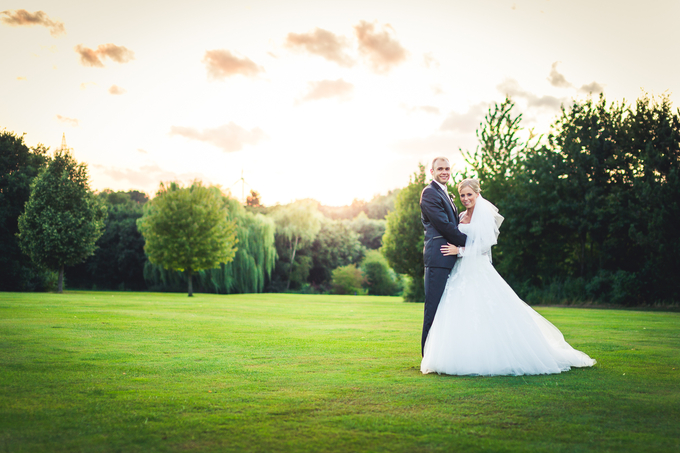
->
xmin=136 ymin=181 xmax=238 ymax=296
xmin=17 ymin=147 xmax=107 ymax=293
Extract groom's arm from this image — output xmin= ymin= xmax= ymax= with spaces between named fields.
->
xmin=421 ymin=189 xmax=467 ymax=246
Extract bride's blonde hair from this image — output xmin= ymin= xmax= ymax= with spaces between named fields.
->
xmin=458 ymin=178 xmax=481 ymax=194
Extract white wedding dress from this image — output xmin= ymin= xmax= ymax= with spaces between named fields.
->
xmin=421 ymin=195 xmax=596 ymax=376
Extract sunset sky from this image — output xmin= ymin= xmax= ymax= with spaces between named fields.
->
xmin=2 ymin=0 xmax=678 ymax=205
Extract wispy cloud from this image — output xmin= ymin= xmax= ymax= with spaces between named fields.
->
xmin=403 ymin=104 xmax=441 ymax=115
xmin=17 ymin=76 xmax=27 ymax=81
xmin=547 ymin=62 xmax=603 ymax=94
xmin=440 ymin=103 xmax=487 ymax=133
xmin=80 ymin=82 xmax=96 ymax=90
xmin=354 ymin=21 xmax=408 ymax=73
xmin=297 ymin=79 xmax=354 ymax=104
xmin=55 ymin=114 xmax=78 ymax=127
xmin=547 ymin=62 xmax=572 ymax=88
xmin=579 ymin=81 xmax=604 ymax=94
xmin=202 ymin=49 xmax=263 ymax=80
xmin=108 ymin=85 xmax=126 ymax=95
xmin=75 ymin=43 xmax=135 ymax=67
xmin=285 ymin=28 xmax=355 ymax=67
xmin=392 ymin=133 xmax=473 ymax=158
xmin=0 ymin=9 xmax=65 ymax=37
xmin=169 ymin=123 xmax=268 ymax=153
xmin=497 ymin=78 xmax=563 ymax=109
xmin=423 ymin=52 xmax=440 ymax=69
xmin=431 ymin=84 xmax=444 ymax=95
xmin=96 ymin=164 xmax=208 ymax=190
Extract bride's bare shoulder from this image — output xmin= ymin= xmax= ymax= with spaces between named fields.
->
xmin=459 ymin=210 xmax=470 ymax=224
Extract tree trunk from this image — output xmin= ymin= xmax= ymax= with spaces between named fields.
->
xmin=58 ymin=265 xmax=64 ymax=293
xmin=187 ymin=272 xmax=193 ymax=297
xmin=285 ymin=235 xmax=299 ymax=291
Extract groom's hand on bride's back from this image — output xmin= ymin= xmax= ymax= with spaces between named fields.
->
xmin=441 ymin=243 xmax=459 ymax=256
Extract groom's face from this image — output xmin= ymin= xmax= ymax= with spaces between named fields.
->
xmin=431 ymin=159 xmax=451 ymax=185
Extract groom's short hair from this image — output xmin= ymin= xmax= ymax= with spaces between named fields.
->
xmin=432 ymin=156 xmax=450 ymax=170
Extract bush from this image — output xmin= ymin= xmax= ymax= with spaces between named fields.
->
xmin=331 ymin=264 xmax=366 ymax=295
xmin=361 ymin=250 xmax=401 ymax=296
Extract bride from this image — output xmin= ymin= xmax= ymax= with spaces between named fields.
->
xmin=421 ymin=178 xmax=596 ymax=376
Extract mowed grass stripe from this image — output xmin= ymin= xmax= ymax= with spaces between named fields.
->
xmin=0 ymin=291 xmax=678 ymax=452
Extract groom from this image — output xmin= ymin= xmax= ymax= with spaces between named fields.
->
xmin=419 ymin=157 xmax=467 ymax=356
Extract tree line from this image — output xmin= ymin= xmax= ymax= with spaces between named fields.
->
xmin=0 ymin=136 xmax=400 ymax=296
xmin=3 ymin=91 xmax=677 ymax=305
xmin=382 ymin=93 xmax=679 ymax=306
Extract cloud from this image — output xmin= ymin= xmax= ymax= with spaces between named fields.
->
xmin=497 ymin=78 xmax=563 ymax=109
xmin=169 ymin=122 xmax=268 ymax=153
xmin=55 ymin=114 xmax=78 ymax=127
xmin=96 ymin=43 xmax=135 ymax=63
xmin=108 ymin=85 xmax=126 ymax=95
xmin=97 ymin=164 xmax=208 ymax=189
xmin=547 ymin=62 xmax=572 ymax=88
xmin=440 ymin=103 xmax=487 ymax=133
xmin=431 ymin=84 xmax=444 ymax=95
xmin=354 ymin=21 xmax=408 ymax=73
xmin=0 ymin=9 xmax=65 ymax=36
xmin=137 ymin=148 xmax=148 ymax=154
xmin=297 ymin=79 xmax=354 ymax=103
xmin=75 ymin=45 xmax=103 ymax=67
xmin=17 ymin=76 xmax=27 ymax=81
xmin=547 ymin=62 xmax=604 ymax=94
xmin=202 ymin=49 xmax=263 ymax=80
xmin=285 ymin=28 xmax=355 ymax=67
xmin=403 ymin=105 xmax=441 ymax=115
xmin=579 ymin=81 xmax=604 ymax=94
xmin=80 ymin=82 xmax=96 ymax=90
xmin=75 ymin=43 xmax=135 ymax=67
xmin=423 ymin=52 xmax=440 ymax=69
xmin=392 ymin=133 xmax=474 ymax=160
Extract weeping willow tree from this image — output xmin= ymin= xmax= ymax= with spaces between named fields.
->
xmin=144 ymin=198 xmax=277 ymax=294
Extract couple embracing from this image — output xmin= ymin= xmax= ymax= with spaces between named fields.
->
xmin=418 ymin=157 xmax=595 ymax=376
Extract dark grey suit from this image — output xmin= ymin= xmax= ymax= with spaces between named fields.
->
xmin=419 ymin=181 xmax=467 ymax=356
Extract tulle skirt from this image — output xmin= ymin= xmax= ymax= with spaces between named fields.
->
xmin=421 ymin=256 xmax=596 ymax=376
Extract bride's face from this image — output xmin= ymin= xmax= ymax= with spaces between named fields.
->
xmin=459 ymin=186 xmax=479 ymax=209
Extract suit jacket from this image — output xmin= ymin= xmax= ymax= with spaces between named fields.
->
xmin=420 ymin=181 xmax=468 ymax=269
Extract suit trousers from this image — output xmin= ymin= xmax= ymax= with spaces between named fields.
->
xmin=422 ymin=266 xmax=452 ymax=356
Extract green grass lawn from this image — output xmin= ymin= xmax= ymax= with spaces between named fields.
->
xmin=1 ymin=291 xmax=678 ymax=452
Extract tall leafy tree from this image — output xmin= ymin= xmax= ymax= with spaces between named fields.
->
xmin=136 ymin=181 xmax=237 ymax=296
xmin=66 ymin=190 xmax=149 ymax=290
xmin=350 ymin=212 xmax=386 ymax=250
xmin=466 ymin=93 xmax=679 ymax=305
xmin=308 ymin=217 xmax=365 ymax=286
xmin=0 ymin=130 xmax=51 ymax=291
xmin=17 ymin=147 xmax=107 ymax=293
xmin=272 ymin=200 xmax=321 ymax=290
xmin=365 ymin=189 xmax=400 ymax=220
xmin=381 ymin=163 xmax=428 ymax=301
xmin=625 ymin=94 xmax=680 ymax=302
xmin=453 ymin=97 xmax=542 ymax=272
